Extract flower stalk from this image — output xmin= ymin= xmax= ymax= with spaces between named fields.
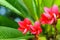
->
xmin=53 ymin=24 xmax=58 ymax=40
xmin=34 ymin=35 xmax=40 ymax=40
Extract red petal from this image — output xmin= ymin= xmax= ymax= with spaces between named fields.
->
xmin=40 ymin=14 xmax=49 ymax=24
xmin=24 ymin=18 xmax=31 ymax=25
xmin=18 ymin=21 xmax=25 ymax=28
xmin=18 ymin=27 xmax=24 ymax=32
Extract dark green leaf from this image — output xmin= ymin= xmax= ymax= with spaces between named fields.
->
xmin=0 ymin=16 xmax=18 ymax=29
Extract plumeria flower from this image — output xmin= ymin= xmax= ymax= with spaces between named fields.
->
xmin=18 ymin=18 xmax=31 ymax=34
xmin=40 ymin=5 xmax=59 ymax=24
xmin=30 ymin=21 xmax=42 ymax=35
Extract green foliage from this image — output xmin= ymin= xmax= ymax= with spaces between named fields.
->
xmin=23 ymin=0 xmax=38 ymax=20
xmin=0 ymin=16 xmax=18 ymax=29
xmin=56 ymin=19 xmax=60 ymax=33
xmin=0 ymin=0 xmax=22 ymax=17
xmin=0 ymin=26 xmax=23 ymax=39
xmin=54 ymin=0 xmax=60 ymax=6
xmin=40 ymin=36 xmax=46 ymax=40
xmin=0 ymin=0 xmax=60 ymax=40
xmin=0 ymin=26 xmax=34 ymax=39
xmin=6 ymin=0 xmax=30 ymax=17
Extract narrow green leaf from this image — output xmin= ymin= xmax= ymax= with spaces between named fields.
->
xmin=23 ymin=0 xmax=39 ymax=21
xmin=6 ymin=0 xmax=31 ymax=18
xmin=32 ymin=0 xmax=39 ymax=20
xmin=0 ymin=0 xmax=24 ymax=17
xmin=36 ymin=0 xmax=41 ymax=18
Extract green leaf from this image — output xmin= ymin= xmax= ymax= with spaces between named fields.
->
xmin=6 ymin=0 xmax=31 ymax=17
xmin=0 ymin=26 xmax=34 ymax=39
xmin=34 ymin=0 xmax=42 ymax=18
xmin=23 ymin=0 xmax=38 ymax=21
xmin=0 ymin=0 xmax=33 ymax=19
xmin=0 ymin=16 xmax=18 ymax=29
xmin=0 ymin=39 xmax=26 ymax=40
xmin=4 ymin=0 xmax=34 ymax=23
xmin=0 ymin=0 xmax=23 ymax=17
xmin=0 ymin=26 xmax=23 ymax=39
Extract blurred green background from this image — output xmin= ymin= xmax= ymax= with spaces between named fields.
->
xmin=0 ymin=0 xmax=60 ymax=40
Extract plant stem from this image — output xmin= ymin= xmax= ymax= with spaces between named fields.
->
xmin=53 ymin=24 xmax=58 ymax=40
xmin=34 ymin=35 xmax=39 ymax=40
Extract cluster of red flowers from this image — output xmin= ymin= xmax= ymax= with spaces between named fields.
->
xmin=18 ymin=5 xmax=60 ymax=35
xmin=18 ymin=18 xmax=42 ymax=35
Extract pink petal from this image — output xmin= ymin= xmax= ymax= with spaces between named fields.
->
xmin=48 ymin=18 xmax=54 ymax=24
xmin=52 ymin=5 xmax=58 ymax=15
xmin=23 ymin=29 xmax=27 ymax=34
xmin=34 ymin=21 xmax=40 ymax=27
xmin=44 ymin=13 xmax=51 ymax=18
xmin=30 ymin=25 xmax=35 ymax=30
xmin=44 ymin=7 xmax=50 ymax=13
xmin=31 ymin=31 xmax=36 ymax=34
xmin=53 ymin=13 xmax=57 ymax=21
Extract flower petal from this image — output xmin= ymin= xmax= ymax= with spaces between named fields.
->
xmin=18 ymin=21 xmax=24 ymax=27
xmin=48 ymin=18 xmax=54 ymax=24
xmin=40 ymin=14 xmax=49 ymax=24
xmin=52 ymin=5 xmax=58 ymax=15
xmin=44 ymin=7 xmax=50 ymax=13
xmin=44 ymin=13 xmax=51 ymax=18
xmin=24 ymin=18 xmax=31 ymax=25
xmin=30 ymin=25 xmax=35 ymax=30
xmin=23 ymin=29 xmax=27 ymax=34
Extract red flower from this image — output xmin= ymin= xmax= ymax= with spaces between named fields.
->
xmin=30 ymin=21 xmax=42 ymax=35
xmin=18 ymin=18 xmax=31 ymax=34
xmin=40 ymin=5 xmax=59 ymax=24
